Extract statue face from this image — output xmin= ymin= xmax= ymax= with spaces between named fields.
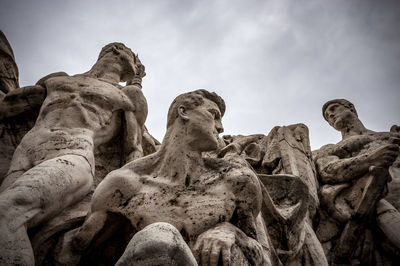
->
xmin=118 ymin=50 xmax=139 ymax=82
xmin=186 ymin=98 xmax=224 ymax=152
xmin=101 ymin=48 xmax=138 ymax=83
xmin=324 ymin=103 xmax=356 ymax=130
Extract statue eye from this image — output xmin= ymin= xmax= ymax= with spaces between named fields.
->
xmin=209 ymin=109 xmax=221 ymax=120
xmin=208 ymin=109 xmax=217 ymax=118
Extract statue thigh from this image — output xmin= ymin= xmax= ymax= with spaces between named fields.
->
xmin=0 ymin=154 xmax=93 ymax=229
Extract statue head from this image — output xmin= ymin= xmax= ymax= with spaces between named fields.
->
xmin=166 ymin=89 xmax=225 ymax=151
xmin=322 ymin=99 xmax=358 ymax=130
xmin=97 ymin=42 xmax=145 ymax=82
xmin=98 ymin=42 xmax=135 ymax=61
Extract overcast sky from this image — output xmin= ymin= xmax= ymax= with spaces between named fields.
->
xmin=1 ymin=0 xmax=399 ymax=150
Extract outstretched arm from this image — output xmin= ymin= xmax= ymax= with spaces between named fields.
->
xmin=0 ymin=85 xmax=46 ymax=119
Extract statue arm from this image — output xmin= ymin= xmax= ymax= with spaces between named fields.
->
xmin=316 ymin=154 xmax=371 ymax=183
xmin=235 ymin=169 xmax=270 ymax=265
xmin=0 ymin=85 xmax=46 ymax=120
xmin=121 ymin=85 xmax=148 ymax=126
xmin=316 ymin=143 xmax=399 ymax=184
xmin=193 ymin=167 xmax=270 ymax=265
xmin=122 ymin=111 xmax=144 ymax=163
xmin=121 ymin=85 xmax=148 ymax=163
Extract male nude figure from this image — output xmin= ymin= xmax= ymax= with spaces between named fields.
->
xmin=0 ymin=43 xmax=147 ymax=265
xmin=314 ymin=99 xmax=400 ymax=264
xmin=73 ymin=90 xmax=271 ymax=265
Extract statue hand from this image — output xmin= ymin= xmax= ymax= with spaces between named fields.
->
xmin=389 ymin=137 xmax=400 ymax=145
xmin=193 ymin=222 xmax=236 ymax=266
xmin=368 ymin=143 xmax=399 ymax=168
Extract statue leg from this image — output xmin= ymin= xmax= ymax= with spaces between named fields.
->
xmin=0 ymin=144 xmax=32 ymax=191
xmin=0 ymin=154 xmax=93 ymax=265
xmin=116 ymin=222 xmax=198 ymax=266
xmin=376 ymin=199 xmax=400 ymax=248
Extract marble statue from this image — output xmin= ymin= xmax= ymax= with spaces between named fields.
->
xmin=1 ymin=32 xmax=399 ymax=265
xmin=0 ymin=42 xmax=147 ymax=265
xmin=0 ymin=31 xmax=19 ymax=97
xmin=71 ymin=89 xmax=274 ymax=265
xmin=313 ymin=99 xmax=400 ymax=265
xmin=218 ymin=125 xmax=327 ymax=265
xmin=0 ymin=30 xmax=34 ymax=179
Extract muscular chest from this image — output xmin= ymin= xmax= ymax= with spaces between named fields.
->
xmin=44 ymin=76 xmax=132 ymax=112
xmin=124 ymin=179 xmax=237 ymax=239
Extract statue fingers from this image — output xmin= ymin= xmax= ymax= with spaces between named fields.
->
xmin=192 ymin=237 xmax=204 ymax=263
xmin=209 ymin=241 xmax=221 ymax=266
xmin=201 ymin=240 xmax=213 ymax=266
xmin=221 ymin=243 xmax=231 ymax=266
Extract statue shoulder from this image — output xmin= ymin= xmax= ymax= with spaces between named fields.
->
xmin=91 ymin=164 xmax=143 ymax=212
xmin=204 ymin=156 xmax=260 ymax=192
xmin=35 ymin=72 xmax=69 ymax=87
xmin=204 ymin=155 xmax=251 ymax=174
xmin=312 ymin=143 xmax=336 ymax=160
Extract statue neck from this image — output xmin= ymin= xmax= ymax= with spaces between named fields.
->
xmin=341 ymin=117 xmax=372 ymax=139
xmin=156 ymin=124 xmax=205 ymax=185
xmin=85 ymin=58 xmax=124 ymax=84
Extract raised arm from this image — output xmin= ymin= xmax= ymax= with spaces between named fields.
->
xmin=121 ymin=85 xmax=148 ymax=163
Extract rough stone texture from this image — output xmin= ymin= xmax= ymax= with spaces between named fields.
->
xmin=313 ymin=99 xmax=400 ymax=265
xmin=72 ymin=90 xmax=273 ymax=265
xmin=0 ymin=30 xmax=19 ymax=96
xmin=116 ymin=222 xmax=197 ymax=266
xmin=0 ymin=35 xmax=399 ymax=266
xmin=0 ymin=42 xmax=149 ymax=265
xmin=0 ymin=31 xmax=37 ymax=179
xmin=219 ymin=125 xmax=327 ymax=265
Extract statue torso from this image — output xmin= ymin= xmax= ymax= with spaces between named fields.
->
xmin=17 ymin=75 xmax=134 ymax=166
xmin=97 ymin=157 xmax=258 ymax=246
xmin=123 ymin=172 xmax=237 ymax=243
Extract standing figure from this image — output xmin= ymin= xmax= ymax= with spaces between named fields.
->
xmin=0 ymin=42 xmax=147 ymax=265
xmin=314 ymin=99 xmax=400 ymax=264
xmin=73 ymin=90 xmax=274 ymax=265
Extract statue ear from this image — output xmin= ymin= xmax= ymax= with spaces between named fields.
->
xmin=178 ymin=105 xmax=189 ymax=121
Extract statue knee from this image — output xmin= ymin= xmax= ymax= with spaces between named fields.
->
xmin=0 ymin=187 xmax=38 ymax=230
xmin=116 ymin=222 xmax=197 ymax=266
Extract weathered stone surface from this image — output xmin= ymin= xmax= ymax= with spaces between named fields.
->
xmin=116 ymin=222 xmax=197 ymax=266
xmin=313 ymin=99 xmax=400 ymax=265
xmin=0 ymin=42 xmax=148 ymax=265
xmin=0 ymin=31 xmax=19 ymax=96
xmin=72 ymin=90 xmax=274 ymax=265
xmin=219 ymin=125 xmax=326 ymax=265
xmin=1 ymin=34 xmax=399 ymax=266
xmin=0 ymin=32 xmax=37 ymax=180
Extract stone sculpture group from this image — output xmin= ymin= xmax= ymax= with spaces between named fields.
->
xmin=0 ymin=33 xmax=399 ymax=265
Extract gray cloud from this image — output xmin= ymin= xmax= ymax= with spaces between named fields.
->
xmin=1 ymin=0 xmax=399 ymax=149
